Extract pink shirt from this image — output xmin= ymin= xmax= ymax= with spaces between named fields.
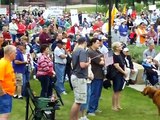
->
xmin=37 ymin=54 xmax=54 ymax=76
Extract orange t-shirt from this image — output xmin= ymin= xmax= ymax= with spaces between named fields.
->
xmin=136 ymin=28 xmax=147 ymax=44
xmin=0 ymin=58 xmax=16 ymax=96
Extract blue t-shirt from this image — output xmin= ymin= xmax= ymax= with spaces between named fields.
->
xmin=13 ymin=49 xmax=25 ymax=73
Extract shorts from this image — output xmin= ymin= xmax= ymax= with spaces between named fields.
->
xmin=71 ymin=75 xmax=87 ymax=104
xmin=0 ymin=94 xmax=12 ymax=114
xmin=112 ymin=75 xmax=125 ymax=92
xmin=15 ymin=73 xmax=23 ymax=86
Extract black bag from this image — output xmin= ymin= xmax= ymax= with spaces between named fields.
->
xmin=103 ymin=79 xmax=112 ymax=89
xmin=106 ymin=65 xmax=118 ymax=80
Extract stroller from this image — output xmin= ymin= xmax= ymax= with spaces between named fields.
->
xmin=142 ymin=60 xmax=160 ymax=88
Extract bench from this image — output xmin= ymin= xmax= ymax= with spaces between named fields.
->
xmin=133 ymin=62 xmax=144 ymax=84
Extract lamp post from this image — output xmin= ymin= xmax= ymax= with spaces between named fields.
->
xmin=9 ymin=0 xmax=12 ymax=22
xmin=108 ymin=0 xmax=112 ymax=49
xmin=96 ymin=0 xmax=98 ymax=14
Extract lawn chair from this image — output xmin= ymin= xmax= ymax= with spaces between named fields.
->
xmin=25 ymin=82 xmax=61 ymax=120
xmin=142 ymin=61 xmax=160 ymax=88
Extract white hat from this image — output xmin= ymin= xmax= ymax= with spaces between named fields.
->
xmin=62 ymin=38 xmax=67 ymax=43
xmin=123 ymin=47 xmax=129 ymax=52
xmin=120 ymin=18 xmax=127 ymax=23
xmin=101 ymin=36 xmax=107 ymax=40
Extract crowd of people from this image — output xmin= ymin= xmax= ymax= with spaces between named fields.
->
xmin=0 ymin=5 xmax=160 ymax=120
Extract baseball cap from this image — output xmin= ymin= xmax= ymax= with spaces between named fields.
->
xmin=123 ymin=47 xmax=129 ymax=52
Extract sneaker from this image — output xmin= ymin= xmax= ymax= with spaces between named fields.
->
xmin=44 ymin=111 xmax=52 ymax=115
xmin=82 ymin=116 xmax=89 ymax=120
xmin=95 ymin=109 xmax=102 ymax=113
xmin=18 ymin=95 xmax=23 ymax=99
xmin=33 ymin=75 xmax=36 ymax=79
xmin=61 ymin=91 xmax=67 ymax=95
xmin=13 ymin=94 xmax=18 ymax=98
xmin=87 ymin=113 xmax=96 ymax=116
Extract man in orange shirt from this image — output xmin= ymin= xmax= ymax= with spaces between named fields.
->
xmin=0 ymin=45 xmax=17 ymax=120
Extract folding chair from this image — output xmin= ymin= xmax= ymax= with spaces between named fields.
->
xmin=25 ymin=83 xmax=60 ymax=120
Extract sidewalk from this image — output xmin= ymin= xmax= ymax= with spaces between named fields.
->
xmin=128 ymin=84 xmax=145 ymax=92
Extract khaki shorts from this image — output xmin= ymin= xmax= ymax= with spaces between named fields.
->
xmin=15 ymin=73 xmax=23 ymax=86
xmin=71 ymin=75 xmax=87 ymax=104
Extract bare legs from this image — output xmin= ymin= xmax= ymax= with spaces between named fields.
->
xmin=70 ymin=102 xmax=81 ymax=120
xmin=0 ymin=113 xmax=10 ymax=120
xmin=112 ymin=91 xmax=122 ymax=111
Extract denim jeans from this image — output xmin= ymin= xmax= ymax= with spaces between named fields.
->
xmin=11 ymin=34 xmax=17 ymax=43
xmin=55 ymin=63 xmax=66 ymax=94
xmin=37 ymin=75 xmax=53 ymax=97
xmin=87 ymin=79 xmax=103 ymax=113
xmin=22 ymin=66 xmax=30 ymax=96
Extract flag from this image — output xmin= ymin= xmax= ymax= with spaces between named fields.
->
xmin=106 ymin=9 xmax=109 ymax=18
xmin=111 ymin=5 xmax=118 ymax=26
xmin=122 ymin=4 xmax=127 ymax=15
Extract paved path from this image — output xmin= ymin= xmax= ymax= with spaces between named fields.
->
xmin=128 ymin=84 xmax=146 ymax=92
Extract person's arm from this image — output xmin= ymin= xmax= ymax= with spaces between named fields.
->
xmin=80 ymin=50 xmax=91 ymax=68
xmin=80 ymin=59 xmax=90 ymax=68
xmin=0 ymin=82 xmax=5 ymax=96
xmin=114 ymin=63 xmax=125 ymax=75
xmin=14 ymin=60 xmax=28 ymax=64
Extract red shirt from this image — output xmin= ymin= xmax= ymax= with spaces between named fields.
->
xmin=2 ymin=31 xmax=11 ymax=41
xmin=131 ymin=10 xmax=137 ymax=19
xmin=66 ymin=38 xmax=71 ymax=52
xmin=17 ymin=23 xmax=26 ymax=34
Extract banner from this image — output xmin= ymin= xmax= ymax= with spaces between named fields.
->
xmin=149 ymin=5 xmax=156 ymax=11
xmin=43 ymin=6 xmax=65 ymax=19
xmin=0 ymin=8 xmax=7 ymax=15
xmin=70 ymin=9 xmax=79 ymax=26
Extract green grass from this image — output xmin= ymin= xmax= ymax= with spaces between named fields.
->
xmin=10 ymin=80 xmax=160 ymax=120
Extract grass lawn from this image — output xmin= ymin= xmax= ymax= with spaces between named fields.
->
xmin=10 ymin=80 xmax=160 ymax=120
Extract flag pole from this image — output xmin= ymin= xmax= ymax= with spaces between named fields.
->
xmin=108 ymin=0 xmax=112 ymax=50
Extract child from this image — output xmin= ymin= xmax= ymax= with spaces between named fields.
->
xmin=129 ymin=27 xmax=137 ymax=44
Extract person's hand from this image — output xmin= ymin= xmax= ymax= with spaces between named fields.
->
xmin=131 ymin=69 xmax=135 ymax=74
xmin=50 ymin=94 xmax=56 ymax=102
xmin=52 ymin=71 xmax=56 ymax=77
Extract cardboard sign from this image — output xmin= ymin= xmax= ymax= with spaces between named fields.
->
xmin=43 ymin=6 xmax=65 ymax=19
xmin=149 ymin=5 xmax=156 ymax=11
xmin=70 ymin=9 xmax=79 ymax=26
xmin=0 ymin=8 xmax=7 ymax=14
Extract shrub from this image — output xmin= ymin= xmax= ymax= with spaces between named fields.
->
xmin=128 ymin=45 xmax=160 ymax=64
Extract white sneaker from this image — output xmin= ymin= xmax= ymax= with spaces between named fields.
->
xmin=62 ymin=91 xmax=67 ymax=95
xmin=18 ymin=95 xmax=23 ymax=99
xmin=13 ymin=94 xmax=18 ymax=98
xmin=82 ymin=116 xmax=89 ymax=120
xmin=95 ymin=109 xmax=102 ymax=113
xmin=87 ymin=113 xmax=96 ymax=116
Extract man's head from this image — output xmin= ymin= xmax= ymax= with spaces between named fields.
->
xmin=148 ymin=41 xmax=155 ymax=50
xmin=89 ymin=38 xmax=101 ymax=50
xmin=42 ymin=25 xmax=48 ymax=33
xmin=77 ymin=37 xmax=87 ymax=48
xmin=57 ymin=40 xmax=66 ymax=49
xmin=4 ymin=45 xmax=17 ymax=61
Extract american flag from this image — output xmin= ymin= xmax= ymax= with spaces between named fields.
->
xmin=104 ymin=51 xmax=113 ymax=67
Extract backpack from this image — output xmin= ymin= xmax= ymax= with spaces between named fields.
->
xmin=106 ymin=65 xmax=119 ymax=80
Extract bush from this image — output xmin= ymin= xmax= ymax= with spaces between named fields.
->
xmin=128 ymin=45 xmax=160 ymax=64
